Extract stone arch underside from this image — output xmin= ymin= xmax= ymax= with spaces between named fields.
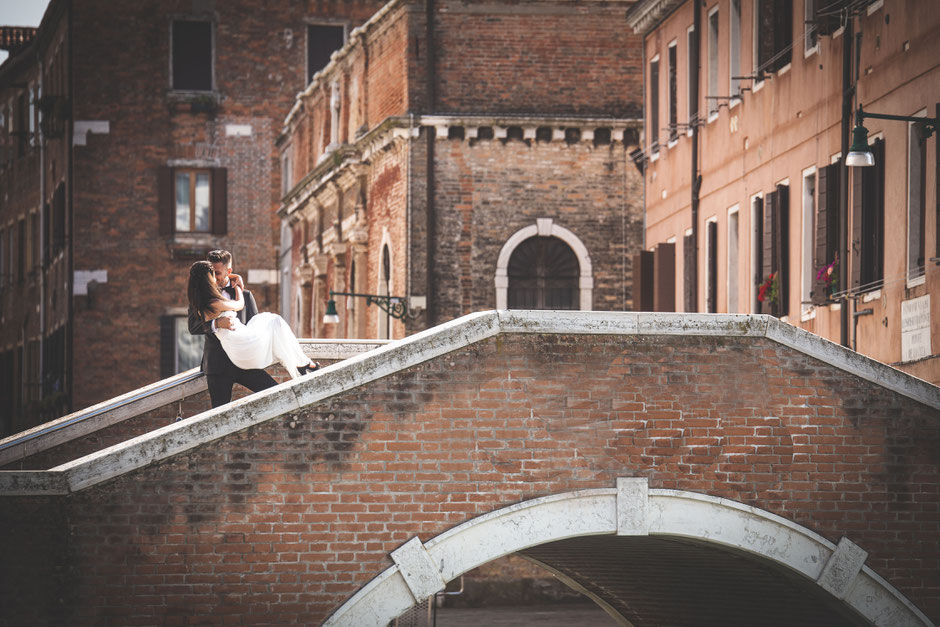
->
xmin=324 ymin=480 xmax=930 ymax=627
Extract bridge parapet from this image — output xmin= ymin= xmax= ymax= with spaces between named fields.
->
xmin=0 ymin=339 xmax=389 ymax=471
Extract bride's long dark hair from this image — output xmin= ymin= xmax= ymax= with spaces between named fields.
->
xmin=188 ymin=261 xmax=224 ymax=322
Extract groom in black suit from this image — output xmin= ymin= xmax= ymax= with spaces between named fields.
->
xmin=188 ymin=249 xmax=277 ymax=408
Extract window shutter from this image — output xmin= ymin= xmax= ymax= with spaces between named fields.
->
xmin=813 ymin=167 xmax=828 ymax=305
xmin=753 ymin=196 xmax=763 ymax=311
xmin=160 ymin=316 xmax=175 ymax=379
xmin=775 ymin=184 xmax=789 ymax=317
xmin=632 ymin=251 xmax=654 ymax=311
xmin=761 ymin=191 xmax=775 ymax=315
xmin=211 ymin=167 xmax=227 ymax=235
xmin=157 ymin=166 xmax=174 ymax=236
xmin=851 ymin=163 xmax=862 ymax=290
xmin=869 ymin=138 xmax=885 ymax=285
xmin=653 ymin=243 xmax=675 ymax=312
xmin=683 ymin=233 xmax=695 ymax=312
xmin=706 ymin=221 xmax=717 ymax=313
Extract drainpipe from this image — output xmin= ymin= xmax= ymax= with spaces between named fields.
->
xmin=37 ymin=55 xmax=46 ymax=404
xmin=425 ymin=0 xmax=436 ymax=325
xmin=839 ymin=15 xmax=853 ymax=347
xmin=65 ymin=0 xmax=74 ymax=412
xmin=689 ymin=0 xmax=701 ymax=312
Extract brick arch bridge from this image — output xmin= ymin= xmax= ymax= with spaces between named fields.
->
xmin=1 ymin=311 xmax=938 ymax=626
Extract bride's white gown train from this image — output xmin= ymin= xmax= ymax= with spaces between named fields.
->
xmin=215 ymin=311 xmax=310 ymax=379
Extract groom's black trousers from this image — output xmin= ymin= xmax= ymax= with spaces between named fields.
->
xmin=206 ymin=368 xmax=277 ymax=408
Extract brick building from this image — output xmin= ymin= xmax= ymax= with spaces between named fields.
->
xmin=278 ymin=0 xmax=646 ymax=340
xmin=0 ymin=0 xmax=386 ymax=436
xmin=626 ymin=0 xmax=940 ymax=383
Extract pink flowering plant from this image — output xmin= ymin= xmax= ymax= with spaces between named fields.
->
xmin=816 ymin=254 xmax=839 ymax=295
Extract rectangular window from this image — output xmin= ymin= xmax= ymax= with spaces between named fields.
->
xmin=16 ymin=219 xmax=25 ymax=283
xmin=801 ymin=167 xmax=816 ymax=311
xmin=159 ymin=167 xmax=226 ymax=236
xmin=908 ymin=115 xmax=927 ymax=283
xmin=687 ymin=25 xmax=696 ymax=131
xmin=160 ymin=316 xmax=205 ymax=378
xmin=649 ymin=56 xmax=660 ymax=155
xmin=308 ymin=24 xmax=345 ymax=84
xmin=730 ymin=0 xmax=742 ymax=99
xmin=172 ymin=21 xmax=213 ymax=91
xmin=813 ymin=162 xmax=840 ymax=304
xmin=707 ymin=7 xmax=719 ymax=118
xmin=175 ymin=170 xmax=211 ymax=232
xmin=760 ymin=184 xmax=790 ymax=317
xmin=29 ymin=213 xmax=38 ymax=275
xmin=727 ymin=207 xmax=740 ymax=313
xmin=668 ymin=42 xmax=678 ymax=142
xmin=706 ymin=218 xmax=718 ymax=312
xmin=756 ymin=0 xmax=792 ymax=75
xmin=853 ymin=138 xmax=884 ymax=290
xmin=633 ymin=250 xmax=655 ymax=311
xmin=281 ymin=149 xmax=292 ymax=198
xmin=804 ymin=0 xmax=819 ymax=55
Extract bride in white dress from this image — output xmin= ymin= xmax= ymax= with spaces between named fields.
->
xmin=188 ymin=261 xmax=318 ymax=379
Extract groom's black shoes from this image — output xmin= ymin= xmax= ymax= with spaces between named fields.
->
xmin=298 ymin=362 xmax=320 ymax=376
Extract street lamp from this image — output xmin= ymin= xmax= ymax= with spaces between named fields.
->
xmin=322 ymin=291 xmax=408 ymax=324
xmin=846 ymin=105 xmax=938 ymax=167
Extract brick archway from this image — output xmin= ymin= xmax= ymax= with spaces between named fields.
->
xmin=325 ymin=479 xmax=929 ymax=627
xmin=494 ymin=218 xmax=593 ymax=310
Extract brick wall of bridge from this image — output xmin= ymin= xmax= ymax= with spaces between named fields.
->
xmin=1 ymin=333 xmax=938 ymax=625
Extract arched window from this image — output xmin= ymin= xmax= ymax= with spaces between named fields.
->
xmin=507 ymin=236 xmax=579 ymax=309
xmin=495 ymin=219 xmax=593 ymax=311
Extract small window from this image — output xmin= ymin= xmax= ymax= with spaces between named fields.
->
xmin=707 ymin=7 xmax=719 ymax=117
xmin=649 ymin=56 xmax=660 ymax=154
xmin=172 ymin=21 xmax=213 ymax=91
xmin=687 ymin=26 xmax=696 ymax=129
xmin=705 ymin=218 xmax=718 ymax=313
xmin=727 ymin=208 xmax=740 ymax=313
xmin=730 ymin=0 xmax=742 ymax=98
xmin=308 ymin=24 xmax=345 ymax=83
xmin=160 ymin=316 xmax=205 ymax=378
xmin=667 ymin=42 xmax=678 ymax=142
xmin=801 ymin=168 xmax=816 ymax=309
xmin=175 ymin=170 xmax=212 ymax=232
xmin=756 ymin=0 xmax=792 ymax=75
xmin=159 ymin=167 xmax=226 ymax=235
xmin=908 ymin=116 xmax=927 ymax=282
xmin=804 ymin=0 xmax=819 ymax=55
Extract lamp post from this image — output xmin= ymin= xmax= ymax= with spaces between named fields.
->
xmin=322 ymin=291 xmax=408 ymax=324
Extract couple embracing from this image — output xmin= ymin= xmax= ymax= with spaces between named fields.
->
xmin=188 ymin=250 xmax=318 ymax=408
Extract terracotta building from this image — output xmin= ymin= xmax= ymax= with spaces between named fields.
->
xmin=0 ymin=0 xmax=387 ymax=437
xmin=278 ymin=0 xmax=646 ymax=340
xmin=627 ymin=0 xmax=940 ymax=383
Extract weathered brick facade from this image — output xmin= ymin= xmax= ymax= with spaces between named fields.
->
xmin=1 ymin=317 xmax=938 ymax=624
xmin=279 ymin=0 xmax=646 ymax=340
xmin=0 ymin=0 xmax=387 ymax=435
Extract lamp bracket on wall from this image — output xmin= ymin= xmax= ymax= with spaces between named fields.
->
xmin=324 ymin=291 xmax=408 ymax=322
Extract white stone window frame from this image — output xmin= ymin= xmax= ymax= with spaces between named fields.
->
xmin=494 ymin=218 xmax=593 ymax=311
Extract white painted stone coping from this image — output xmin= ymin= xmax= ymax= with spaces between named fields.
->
xmin=0 ymin=311 xmax=936 ymax=496
xmin=324 ymin=479 xmax=933 ymax=627
xmin=0 ymin=340 xmax=388 ymax=469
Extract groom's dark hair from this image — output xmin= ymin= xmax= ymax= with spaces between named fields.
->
xmin=207 ymin=250 xmax=232 ymax=266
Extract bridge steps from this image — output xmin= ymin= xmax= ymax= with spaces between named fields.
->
xmin=0 ymin=339 xmax=389 ymax=471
